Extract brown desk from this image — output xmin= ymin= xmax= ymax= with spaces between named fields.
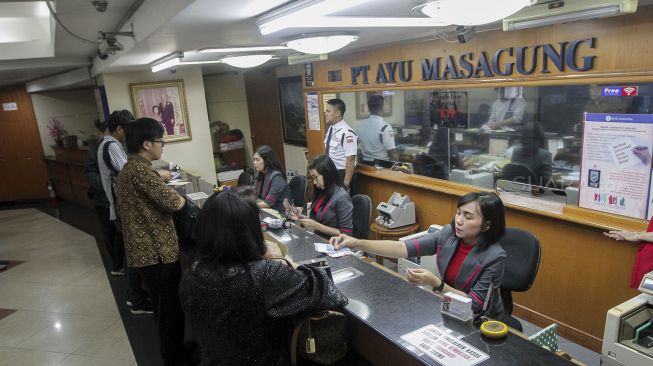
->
xmin=369 ymin=221 xmax=420 ymax=265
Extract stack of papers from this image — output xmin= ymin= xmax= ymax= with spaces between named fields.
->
xmin=314 ymin=243 xmax=352 ymax=258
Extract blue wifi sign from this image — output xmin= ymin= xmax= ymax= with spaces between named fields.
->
xmin=601 ymin=86 xmax=621 ymax=97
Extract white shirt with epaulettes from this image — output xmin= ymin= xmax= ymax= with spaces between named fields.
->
xmin=324 ymin=120 xmax=358 ymax=170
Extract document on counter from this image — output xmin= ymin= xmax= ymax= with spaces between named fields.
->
xmin=314 ymin=243 xmax=352 ymax=258
xmin=186 ymin=192 xmax=209 ymax=200
xmin=401 ymin=324 xmax=489 ymax=366
xmin=167 ymin=180 xmax=191 ymax=186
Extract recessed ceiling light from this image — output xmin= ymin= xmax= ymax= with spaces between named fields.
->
xmin=151 ymin=52 xmax=183 ymax=72
xmin=220 ymin=54 xmax=274 ymax=68
xmin=285 ymin=35 xmax=358 ymax=55
xmin=417 ymin=0 xmax=533 ymax=26
xmin=198 ymin=46 xmax=288 ymax=53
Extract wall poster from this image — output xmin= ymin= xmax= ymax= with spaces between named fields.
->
xmin=579 ymin=113 xmax=653 ymax=219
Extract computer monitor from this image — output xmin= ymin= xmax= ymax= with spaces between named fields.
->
xmin=489 ymin=138 xmax=509 ymax=156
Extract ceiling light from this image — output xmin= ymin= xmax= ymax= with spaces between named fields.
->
xmin=503 ymin=0 xmax=638 ymax=31
xmin=418 ymin=0 xmax=533 ymax=26
xmin=151 ymin=52 xmax=183 ymax=73
xmin=285 ymin=35 xmax=358 ymax=55
xmin=198 ymin=46 xmax=288 ymax=53
xmin=220 ymin=54 xmax=273 ymax=68
xmin=256 ymin=0 xmax=374 ymax=35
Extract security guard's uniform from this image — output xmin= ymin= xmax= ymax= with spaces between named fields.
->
xmin=356 ymin=115 xmax=395 ymax=162
xmin=324 ymin=120 xmax=357 ymax=185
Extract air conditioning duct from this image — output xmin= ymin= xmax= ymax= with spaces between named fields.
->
xmin=503 ymin=0 xmax=638 ymax=31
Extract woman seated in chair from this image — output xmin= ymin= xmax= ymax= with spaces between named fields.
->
xmin=289 ymin=155 xmax=353 ymax=238
xmin=179 ymin=191 xmax=347 ymax=365
xmin=331 ymin=191 xmax=507 ymax=321
xmin=253 ymin=145 xmax=290 ymax=213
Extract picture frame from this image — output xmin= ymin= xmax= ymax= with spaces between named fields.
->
xmin=356 ymin=91 xmax=393 ymax=120
xmin=129 ymin=80 xmax=191 ymax=142
xmin=278 ymin=76 xmax=307 ymax=147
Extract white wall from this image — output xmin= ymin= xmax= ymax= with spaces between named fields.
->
xmin=203 ymin=71 xmax=253 ymax=166
xmin=32 ymin=89 xmax=99 ymax=156
xmin=100 ymin=66 xmax=216 ymax=184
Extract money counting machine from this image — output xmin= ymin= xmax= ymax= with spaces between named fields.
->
xmin=376 ymin=192 xmax=416 ymax=229
xmin=602 ymin=270 xmax=653 ymax=366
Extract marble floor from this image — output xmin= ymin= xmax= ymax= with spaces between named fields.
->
xmin=0 ymin=208 xmax=136 ymax=366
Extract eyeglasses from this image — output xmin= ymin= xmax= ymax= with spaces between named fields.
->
xmin=152 ymin=139 xmax=166 ymax=147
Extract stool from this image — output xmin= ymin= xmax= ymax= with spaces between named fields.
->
xmin=369 ymin=222 xmax=420 ymax=265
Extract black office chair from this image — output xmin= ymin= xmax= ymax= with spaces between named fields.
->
xmin=288 ymin=175 xmax=307 ymax=208
xmin=502 ymin=163 xmax=538 ymax=186
xmin=237 ymin=167 xmax=255 ymax=186
xmin=415 ymin=154 xmax=448 ymax=180
xmin=499 ymin=228 xmax=541 ymax=332
xmin=351 ymin=194 xmax=372 ymax=240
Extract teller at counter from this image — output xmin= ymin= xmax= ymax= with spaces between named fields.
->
xmin=331 ymin=191 xmax=508 ymax=321
xmin=289 ymin=155 xmax=353 ymax=238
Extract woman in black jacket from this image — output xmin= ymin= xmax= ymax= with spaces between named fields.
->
xmin=179 ymin=191 xmax=347 ymax=366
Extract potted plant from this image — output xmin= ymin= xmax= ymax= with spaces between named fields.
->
xmin=47 ymin=118 xmax=67 ymax=147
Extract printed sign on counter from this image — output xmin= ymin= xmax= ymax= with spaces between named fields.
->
xmin=401 ymin=324 xmax=489 ymax=366
xmin=578 ymin=113 xmax=653 ymax=219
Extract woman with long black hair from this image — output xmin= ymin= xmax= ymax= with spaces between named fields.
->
xmin=253 ymin=145 xmax=290 ymax=213
xmin=289 ymin=155 xmax=353 ymax=238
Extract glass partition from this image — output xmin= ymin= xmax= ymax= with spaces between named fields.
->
xmin=340 ymin=83 xmax=653 ymax=204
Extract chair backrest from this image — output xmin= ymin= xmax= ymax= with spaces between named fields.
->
xmin=288 ymin=175 xmax=307 ymax=208
xmin=351 ymin=194 xmax=372 ymax=240
xmin=237 ymin=167 xmax=255 ymax=186
xmin=500 ymin=227 xmax=541 ymax=292
xmin=415 ymin=154 xmax=448 ymax=180
xmin=502 ymin=163 xmax=538 ymax=185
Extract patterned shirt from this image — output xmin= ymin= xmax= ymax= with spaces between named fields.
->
xmin=116 ymin=154 xmax=182 ymax=267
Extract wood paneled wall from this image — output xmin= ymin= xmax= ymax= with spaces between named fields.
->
xmin=0 ymin=85 xmax=49 ymax=202
xmin=308 ymin=6 xmax=653 ymax=90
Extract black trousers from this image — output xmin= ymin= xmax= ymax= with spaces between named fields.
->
xmin=138 ymin=261 xmax=185 ymax=366
xmin=337 ymin=169 xmax=357 ymax=196
xmin=95 ymin=206 xmax=123 ymax=271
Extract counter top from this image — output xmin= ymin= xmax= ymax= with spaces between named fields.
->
xmin=265 ymin=223 xmax=575 ymax=365
xmin=357 ymin=167 xmax=647 ymax=232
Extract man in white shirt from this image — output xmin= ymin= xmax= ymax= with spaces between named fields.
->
xmin=484 ymin=87 xmax=526 ymax=130
xmin=356 ymin=95 xmax=398 ymax=163
xmin=324 ymin=98 xmax=357 ymax=191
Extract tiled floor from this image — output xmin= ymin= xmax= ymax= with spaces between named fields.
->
xmin=0 ymin=208 xmax=136 ymax=366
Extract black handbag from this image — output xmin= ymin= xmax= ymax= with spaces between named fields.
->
xmin=173 ymin=195 xmax=200 ymax=248
xmin=289 ymin=263 xmax=349 ymax=366
xmin=290 ymin=310 xmax=349 ymax=366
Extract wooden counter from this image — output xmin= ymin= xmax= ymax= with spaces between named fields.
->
xmin=356 ymin=167 xmax=644 ymax=352
xmin=45 ymin=147 xmax=93 ymax=210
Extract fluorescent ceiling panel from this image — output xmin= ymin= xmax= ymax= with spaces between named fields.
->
xmin=0 ymin=2 xmax=54 ymax=59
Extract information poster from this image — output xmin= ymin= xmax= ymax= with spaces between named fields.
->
xmin=401 ymin=324 xmax=489 ymax=366
xmin=306 ymin=92 xmax=320 ymax=131
xmin=579 ymin=113 xmax=653 ymax=219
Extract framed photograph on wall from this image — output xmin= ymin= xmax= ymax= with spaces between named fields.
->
xmin=356 ymin=91 xmax=392 ymax=119
xmin=129 ymin=80 xmax=191 ymax=142
xmin=278 ymin=76 xmax=307 ymax=147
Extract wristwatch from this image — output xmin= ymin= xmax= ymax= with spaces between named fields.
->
xmin=433 ymin=281 xmax=445 ymax=294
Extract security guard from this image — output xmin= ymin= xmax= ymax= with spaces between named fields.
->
xmin=324 ymin=98 xmax=357 ymax=192
xmin=356 ymin=95 xmax=398 ymax=163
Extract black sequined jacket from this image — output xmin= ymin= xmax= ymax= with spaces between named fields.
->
xmin=179 ymin=259 xmax=348 ymax=366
